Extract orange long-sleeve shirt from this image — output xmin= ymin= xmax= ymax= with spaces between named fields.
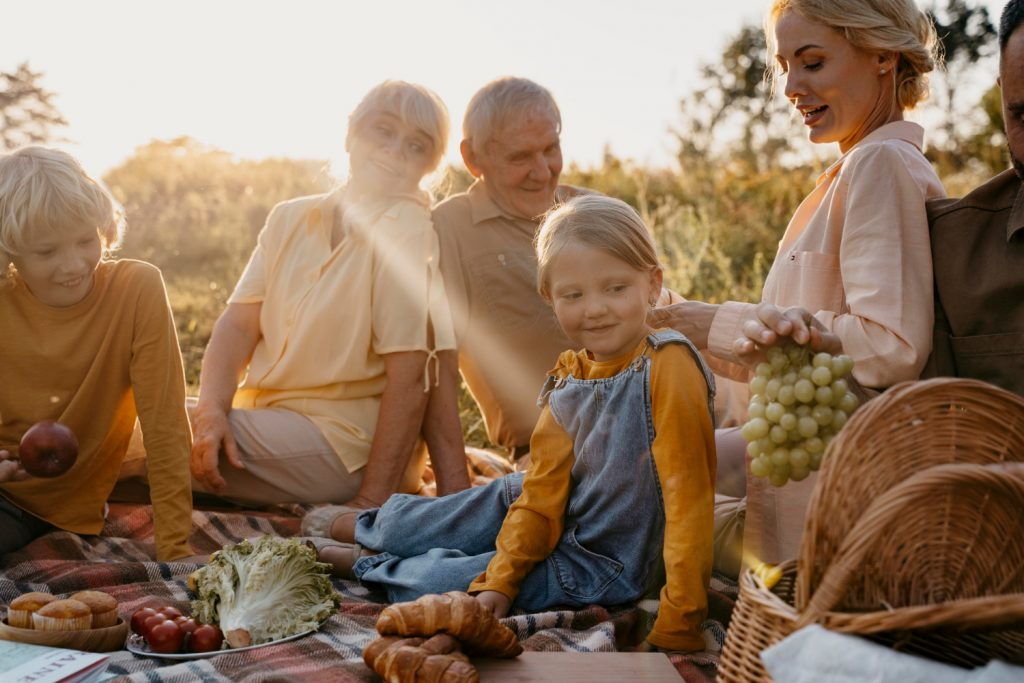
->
xmin=0 ymin=259 xmax=193 ymax=561
xmin=469 ymin=337 xmax=715 ymax=650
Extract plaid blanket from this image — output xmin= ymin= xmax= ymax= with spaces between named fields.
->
xmin=0 ymin=497 xmax=736 ymax=681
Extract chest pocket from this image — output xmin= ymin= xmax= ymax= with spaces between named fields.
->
xmin=771 ymin=250 xmax=845 ymax=314
xmin=467 ymin=248 xmax=559 ymax=332
xmin=951 ymin=332 xmax=1024 ymax=396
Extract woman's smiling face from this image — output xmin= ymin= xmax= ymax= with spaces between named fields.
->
xmin=775 ymin=10 xmax=897 ymax=153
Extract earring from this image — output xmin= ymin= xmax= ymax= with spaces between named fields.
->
xmin=879 ymin=68 xmax=888 ymax=75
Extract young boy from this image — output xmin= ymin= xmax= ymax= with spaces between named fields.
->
xmin=0 ymin=146 xmax=193 ymax=561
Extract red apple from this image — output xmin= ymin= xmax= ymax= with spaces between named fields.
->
xmin=141 ymin=612 xmax=168 ymax=638
xmin=18 ymin=421 xmax=78 ymax=478
xmin=189 ymin=624 xmax=224 ymax=653
xmin=174 ymin=616 xmax=198 ymax=636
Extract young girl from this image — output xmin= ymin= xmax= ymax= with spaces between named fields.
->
xmin=0 ymin=146 xmax=193 ymax=561
xmin=308 ymin=194 xmax=716 ymax=651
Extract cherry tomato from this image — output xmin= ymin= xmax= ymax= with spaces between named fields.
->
xmin=189 ymin=624 xmax=224 ymax=653
xmin=147 ymin=619 xmax=185 ymax=654
xmin=142 ymin=612 xmax=168 ymax=638
xmin=157 ymin=606 xmax=183 ymax=620
xmin=130 ymin=607 xmax=157 ymax=635
xmin=174 ymin=616 xmax=198 ymax=635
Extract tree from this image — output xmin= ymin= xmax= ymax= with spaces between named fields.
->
xmin=929 ymin=1 xmax=997 ymax=148
xmin=0 ymin=62 xmax=68 ymax=149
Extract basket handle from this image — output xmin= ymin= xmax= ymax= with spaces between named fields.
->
xmin=795 ymin=462 xmax=1024 ymax=630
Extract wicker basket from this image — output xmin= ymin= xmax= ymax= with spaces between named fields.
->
xmin=717 ymin=379 xmax=1024 ymax=682
xmin=798 ymin=378 xmax=1024 ymax=611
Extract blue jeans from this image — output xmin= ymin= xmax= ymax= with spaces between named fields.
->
xmin=353 ymin=474 xmax=580 ymax=609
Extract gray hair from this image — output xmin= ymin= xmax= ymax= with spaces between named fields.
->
xmin=463 ymin=77 xmax=561 ymax=155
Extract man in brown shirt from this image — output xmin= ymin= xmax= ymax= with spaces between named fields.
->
xmin=924 ymin=0 xmax=1024 ymax=396
xmin=432 ymin=78 xmax=578 ymax=460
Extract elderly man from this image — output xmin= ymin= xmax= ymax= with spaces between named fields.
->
xmin=431 ymin=78 xmax=576 ymax=466
xmin=923 ymin=0 xmax=1024 ymax=396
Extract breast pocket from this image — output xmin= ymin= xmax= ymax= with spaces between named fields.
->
xmin=951 ymin=332 xmax=1024 ymax=396
xmin=773 ymin=251 xmax=844 ymax=314
xmin=467 ymin=249 xmax=558 ymax=332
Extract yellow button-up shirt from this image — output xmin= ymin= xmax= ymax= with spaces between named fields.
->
xmin=229 ymin=190 xmax=456 ymax=472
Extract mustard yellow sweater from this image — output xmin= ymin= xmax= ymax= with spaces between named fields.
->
xmin=469 ymin=337 xmax=716 ymax=650
xmin=0 ymin=260 xmax=193 ymax=561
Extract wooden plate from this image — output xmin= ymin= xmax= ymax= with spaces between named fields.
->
xmin=0 ymin=617 xmax=128 ymax=652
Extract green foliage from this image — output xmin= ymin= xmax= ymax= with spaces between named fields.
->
xmin=104 ymin=137 xmax=330 ymax=387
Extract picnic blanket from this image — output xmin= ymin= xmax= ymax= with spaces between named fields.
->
xmin=0 ymin=489 xmax=737 ymax=682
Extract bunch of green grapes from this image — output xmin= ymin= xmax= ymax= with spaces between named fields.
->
xmin=740 ymin=345 xmax=859 ymax=487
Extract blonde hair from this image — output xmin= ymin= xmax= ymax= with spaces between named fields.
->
xmin=346 ymin=80 xmax=450 ymax=174
xmin=464 ymin=77 xmax=561 ymax=156
xmin=535 ymin=195 xmax=659 ymax=300
xmin=765 ymin=0 xmax=939 ymax=110
xmin=0 ymin=146 xmax=124 ymax=275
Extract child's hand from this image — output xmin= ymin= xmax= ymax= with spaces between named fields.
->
xmin=0 ymin=450 xmax=29 ymax=483
xmin=474 ymin=590 xmax=511 ymax=618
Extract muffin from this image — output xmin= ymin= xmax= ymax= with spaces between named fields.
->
xmin=7 ymin=592 xmax=57 ymax=629
xmin=69 ymin=590 xmax=119 ymax=628
xmin=32 ymin=599 xmax=92 ymax=631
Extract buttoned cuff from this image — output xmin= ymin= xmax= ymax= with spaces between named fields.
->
xmin=708 ymin=301 xmax=756 ymax=365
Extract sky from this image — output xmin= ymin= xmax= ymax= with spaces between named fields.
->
xmin=3 ymin=0 xmax=1010 ymax=176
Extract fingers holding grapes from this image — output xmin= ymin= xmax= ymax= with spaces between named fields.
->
xmin=734 ymin=304 xmax=843 ymax=365
xmin=740 ymin=345 xmax=859 ymax=487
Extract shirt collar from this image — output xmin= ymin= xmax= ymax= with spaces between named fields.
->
xmin=1009 ymin=176 xmax=1024 ymax=241
xmin=467 ymin=180 xmax=507 ymax=225
xmin=820 ymin=120 xmax=925 ymax=181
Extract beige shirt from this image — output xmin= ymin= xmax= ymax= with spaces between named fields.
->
xmin=707 ymin=122 xmax=946 ymax=564
xmin=432 ymin=182 xmax=578 ymax=450
xmin=708 ymin=121 xmax=945 ymax=390
xmin=229 ymin=190 xmax=455 ymax=472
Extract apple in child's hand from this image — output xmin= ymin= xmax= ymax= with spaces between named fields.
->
xmin=189 ymin=624 xmax=224 ymax=653
xmin=147 ymin=619 xmax=185 ymax=654
xmin=18 ymin=421 xmax=78 ymax=478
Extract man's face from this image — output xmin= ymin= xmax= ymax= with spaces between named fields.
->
xmin=1002 ymin=27 xmax=1024 ymax=177
xmin=465 ymin=110 xmax=562 ymax=220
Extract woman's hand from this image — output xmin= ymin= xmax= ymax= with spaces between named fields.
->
xmin=474 ymin=590 xmax=511 ymax=618
xmin=647 ymin=301 xmax=719 ymax=349
xmin=0 ymin=450 xmax=29 ymax=483
xmin=733 ymin=303 xmax=844 ymax=365
xmin=189 ymin=403 xmax=244 ymax=494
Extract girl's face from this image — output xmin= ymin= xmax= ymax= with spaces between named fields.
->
xmin=775 ymin=10 xmax=898 ymax=153
xmin=10 ymin=223 xmax=102 ymax=307
xmin=348 ymin=111 xmax=436 ymax=198
xmin=546 ymin=242 xmax=662 ymax=362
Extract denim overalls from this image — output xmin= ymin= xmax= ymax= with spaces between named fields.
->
xmin=352 ymin=329 xmax=714 ymax=609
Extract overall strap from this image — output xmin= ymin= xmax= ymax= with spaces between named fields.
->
xmin=646 ymin=330 xmax=718 ymax=427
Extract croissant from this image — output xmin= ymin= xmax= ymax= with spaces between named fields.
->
xmin=376 ymin=591 xmax=522 ymax=658
xmin=363 ymin=634 xmax=478 ymax=683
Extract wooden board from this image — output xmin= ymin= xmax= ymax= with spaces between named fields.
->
xmin=474 ymin=652 xmax=681 ymax=681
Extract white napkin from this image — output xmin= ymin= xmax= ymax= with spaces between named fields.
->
xmin=760 ymin=625 xmax=1022 ymax=683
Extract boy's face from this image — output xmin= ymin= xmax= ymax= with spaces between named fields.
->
xmin=10 ymin=224 xmax=102 ymax=307
xmin=546 ymin=243 xmax=662 ymax=362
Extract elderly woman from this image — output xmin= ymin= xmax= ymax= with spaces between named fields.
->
xmin=190 ymin=81 xmax=469 ymax=512
xmin=652 ymin=0 xmax=944 ymax=564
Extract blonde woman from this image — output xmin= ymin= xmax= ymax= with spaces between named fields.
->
xmin=652 ymin=0 xmax=944 ymax=564
xmin=191 ymin=81 xmax=469 ymax=513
